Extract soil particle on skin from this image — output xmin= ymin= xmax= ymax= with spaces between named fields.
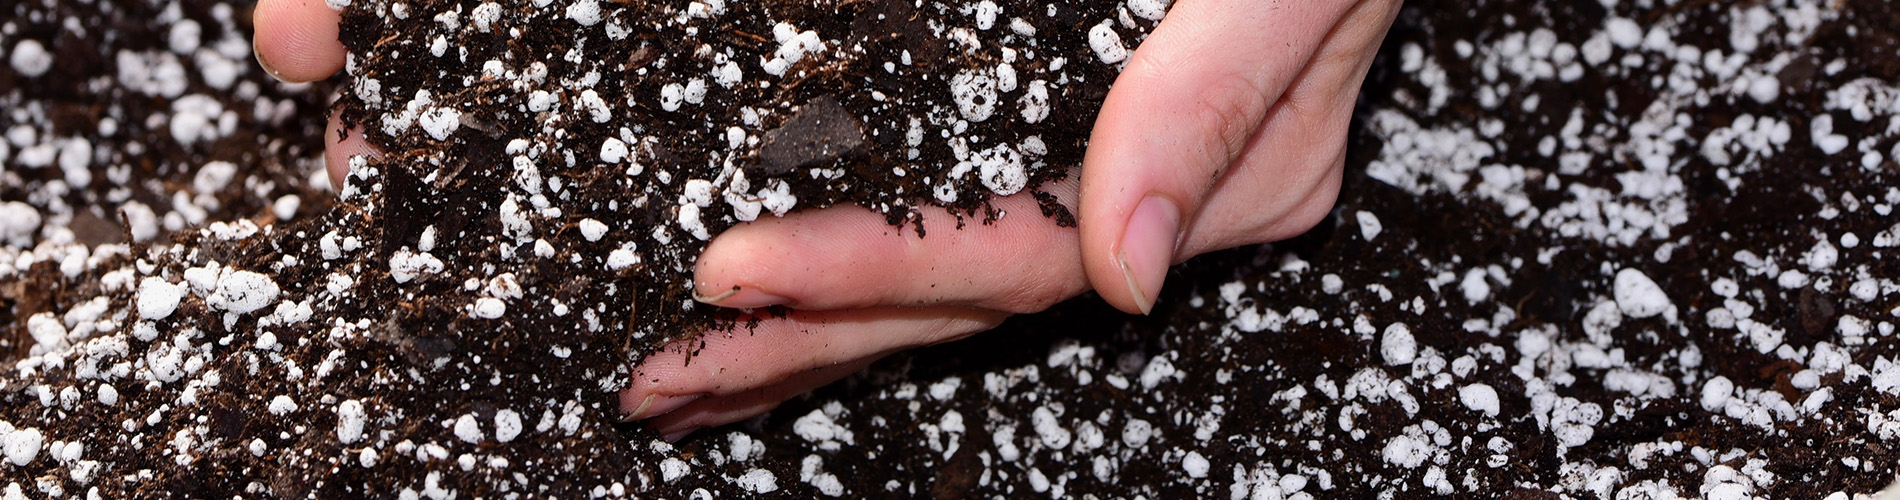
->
xmin=4 ymin=0 xmax=1900 ymax=498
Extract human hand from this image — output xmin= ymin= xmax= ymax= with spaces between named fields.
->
xmin=249 ymin=0 xmax=1084 ymax=441
xmin=627 ymin=0 xmax=1402 ymax=439
xmin=254 ymin=0 xmax=1400 ymax=439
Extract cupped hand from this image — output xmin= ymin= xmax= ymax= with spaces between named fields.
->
xmin=631 ymin=0 xmax=1403 ymax=439
xmin=250 ymin=0 xmax=1086 ymax=440
xmin=253 ymin=0 xmax=1403 ymax=440
xmin=621 ymin=180 xmax=1085 ymax=440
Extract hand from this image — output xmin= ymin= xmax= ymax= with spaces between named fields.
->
xmin=253 ymin=0 xmax=1400 ymax=439
xmin=249 ymin=0 xmax=1088 ymax=440
xmin=628 ymin=0 xmax=1402 ymax=440
xmin=621 ymin=177 xmax=1087 ymax=440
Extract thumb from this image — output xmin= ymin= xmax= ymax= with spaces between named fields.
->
xmin=1078 ymin=0 xmax=1360 ymax=315
xmin=253 ymin=0 xmax=349 ymax=83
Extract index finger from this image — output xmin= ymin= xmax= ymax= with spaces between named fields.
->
xmin=691 ymin=176 xmax=1087 ymax=315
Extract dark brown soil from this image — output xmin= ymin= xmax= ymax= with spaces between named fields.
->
xmin=1 ymin=0 xmax=1898 ymax=498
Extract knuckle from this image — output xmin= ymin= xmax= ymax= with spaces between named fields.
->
xmin=1191 ymin=73 xmax=1273 ymax=163
xmin=1123 ymin=49 xmax=1270 ymax=166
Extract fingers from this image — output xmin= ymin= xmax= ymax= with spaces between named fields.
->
xmin=645 ymin=358 xmax=876 ymax=441
xmin=620 ymin=306 xmax=1007 ymax=419
xmin=323 ymin=111 xmax=381 ymax=189
xmin=255 ymin=0 xmax=372 ymax=188
xmin=253 ymin=0 xmax=348 ymax=83
xmin=1077 ymin=0 xmax=1368 ymax=315
xmin=692 ymin=177 xmax=1086 ymax=314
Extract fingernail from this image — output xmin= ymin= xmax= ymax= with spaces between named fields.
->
xmin=692 ymin=284 xmax=788 ymax=309
xmin=253 ymin=39 xmax=285 ymax=81
xmin=620 ymin=394 xmax=655 ymax=421
xmin=1116 ymin=196 xmax=1179 ymax=315
xmin=621 ymin=394 xmax=703 ymax=422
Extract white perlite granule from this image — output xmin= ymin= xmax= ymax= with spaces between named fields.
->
xmin=3 ymin=428 xmax=42 ymax=466
xmin=1127 ymin=0 xmax=1171 ymax=20
xmin=418 ymin=107 xmax=462 ymax=141
xmin=578 ymin=219 xmax=609 ymax=241
xmin=9 ymin=40 xmax=53 ymax=78
xmin=0 ymin=202 xmax=43 ymax=247
xmin=268 ymin=395 xmax=298 ymax=416
xmin=565 ymin=0 xmax=601 ymax=26
xmin=1357 ymin=211 xmax=1383 ymax=241
xmin=389 ymin=250 xmax=445 ymax=284
xmin=336 ymin=400 xmax=368 ymax=444
xmin=732 ymin=468 xmax=778 ymax=493
xmin=949 ymin=70 xmax=998 ymax=122
xmin=494 ymin=410 xmax=523 ymax=443
xmin=1460 ymin=384 xmax=1501 ymax=417
xmin=455 ymin=414 xmax=484 ymax=443
xmin=470 ymin=297 xmax=507 ymax=319
xmin=1181 ymin=451 xmax=1210 ymax=478
xmin=209 ymin=271 xmax=280 ymax=314
xmin=600 ymin=137 xmax=628 ymax=164
xmin=1087 ymin=23 xmax=1128 ymax=64
xmin=1381 ymin=323 xmax=1416 ymax=366
xmin=137 ymin=277 xmax=183 ymax=320
xmin=973 ymin=145 xmax=1026 ymax=195
xmin=1613 ymin=268 xmax=1671 ymax=319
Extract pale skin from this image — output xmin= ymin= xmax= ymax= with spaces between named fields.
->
xmin=255 ymin=0 xmax=1402 ymax=440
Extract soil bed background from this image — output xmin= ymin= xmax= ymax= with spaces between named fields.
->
xmin=0 ymin=0 xmax=1897 ymax=498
